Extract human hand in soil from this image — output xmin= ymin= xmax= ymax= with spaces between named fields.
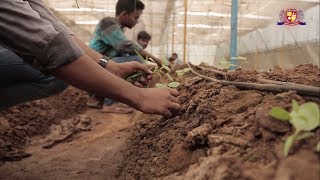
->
xmin=133 ymin=88 xmax=181 ymax=118
xmin=107 ymin=61 xmax=153 ymax=87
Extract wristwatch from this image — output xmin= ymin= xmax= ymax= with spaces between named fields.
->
xmin=98 ymin=56 xmax=110 ymax=68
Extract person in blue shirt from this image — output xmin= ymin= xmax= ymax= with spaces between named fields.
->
xmin=87 ymin=0 xmax=162 ymax=113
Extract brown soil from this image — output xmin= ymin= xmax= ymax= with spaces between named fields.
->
xmin=118 ymin=64 xmax=320 ymax=179
xmin=0 ymin=87 xmax=88 ymax=162
xmin=0 ymin=64 xmax=319 ymax=180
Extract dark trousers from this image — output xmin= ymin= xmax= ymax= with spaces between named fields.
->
xmin=0 ymin=48 xmax=68 ymax=110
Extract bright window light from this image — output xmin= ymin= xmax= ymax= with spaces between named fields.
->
xmin=75 ymin=20 xmax=99 ymax=25
xmin=54 ymin=8 xmax=115 ymax=13
xmin=177 ymin=24 xmax=253 ymax=30
xmin=179 ymin=11 xmax=272 ymax=20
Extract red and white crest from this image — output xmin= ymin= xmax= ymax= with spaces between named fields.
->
xmin=285 ymin=9 xmax=298 ymax=24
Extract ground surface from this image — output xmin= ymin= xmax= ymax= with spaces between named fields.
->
xmin=0 ymin=64 xmax=319 ymax=180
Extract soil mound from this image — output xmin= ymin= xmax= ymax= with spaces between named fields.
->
xmin=119 ymin=64 xmax=320 ymax=179
xmin=0 ymin=87 xmax=88 ymax=162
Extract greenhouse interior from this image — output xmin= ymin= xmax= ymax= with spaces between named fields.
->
xmin=0 ymin=0 xmax=319 ymax=179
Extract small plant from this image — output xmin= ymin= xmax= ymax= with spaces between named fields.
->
xmin=230 ymin=56 xmax=248 ymax=68
xmin=218 ymin=59 xmax=236 ymax=70
xmin=175 ymin=68 xmax=191 ymax=77
xmin=126 ymin=49 xmax=184 ymax=88
xmin=269 ymin=100 xmax=320 ymax=156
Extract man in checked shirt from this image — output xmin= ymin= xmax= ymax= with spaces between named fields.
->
xmin=0 ymin=0 xmax=180 ymax=118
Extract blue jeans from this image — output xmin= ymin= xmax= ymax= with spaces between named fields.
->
xmin=0 ymin=48 xmax=68 ymax=111
xmin=104 ymin=55 xmax=141 ymax=105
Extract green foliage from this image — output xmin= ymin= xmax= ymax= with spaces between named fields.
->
xmin=134 ymin=49 xmax=148 ymax=65
xmin=269 ymin=107 xmax=290 ymax=121
xmin=269 ymin=100 xmax=320 ymax=156
xmin=176 ymin=68 xmax=191 ymax=77
xmin=230 ymin=56 xmax=248 ymax=68
xmin=155 ymin=83 xmax=167 ymax=88
xmin=218 ymin=59 xmax=237 ymax=70
xmin=126 ymin=50 xmax=186 ymax=89
xmin=167 ymin=82 xmax=180 ymax=88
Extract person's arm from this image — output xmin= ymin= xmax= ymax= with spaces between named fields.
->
xmin=0 ymin=0 xmax=180 ymax=117
xmin=0 ymin=0 xmax=84 ymax=71
xmin=51 ymin=55 xmax=180 ymax=117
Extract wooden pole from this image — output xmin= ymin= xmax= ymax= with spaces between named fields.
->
xmin=183 ymin=0 xmax=188 ymax=63
xmin=172 ymin=10 xmax=176 ymax=53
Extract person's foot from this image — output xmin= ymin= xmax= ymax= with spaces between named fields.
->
xmin=86 ymin=95 xmax=104 ymax=108
xmin=100 ymin=104 xmax=134 ymax=114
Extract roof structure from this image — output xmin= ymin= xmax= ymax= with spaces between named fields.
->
xmin=44 ymin=0 xmax=319 ymax=65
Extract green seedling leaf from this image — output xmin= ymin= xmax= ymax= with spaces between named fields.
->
xmin=126 ymin=72 xmax=144 ymax=83
xmin=316 ymin=142 xmax=320 ymax=152
xmin=292 ymin=100 xmax=299 ymax=112
xmin=270 ymin=100 xmax=320 ymax=157
xmin=296 ymin=132 xmax=313 ymax=140
xmin=269 ymin=107 xmax=290 ymax=121
xmin=150 ymin=65 xmax=159 ymax=72
xmin=155 ymin=83 xmax=167 ymax=88
xmin=166 ymin=73 xmax=173 ymax=81
xmin=167 ymin=82 xmax=180 ymax=88
xmin=284 ymin=133 xmax=297 ymax=157
xmin=134 ymin=49 xmax=148 ymax=65
xmin=162 ymin=65 xmax=171 ymax=72
xmin=176 ymin=71 xmax=184 ymax=77
xmin=162 ymin=58 xmax=169 ymax=66
xmin=290 ymin=102 xmax=320 ymax=131
xmin=183 ymin=68 xmax=192 ymax=73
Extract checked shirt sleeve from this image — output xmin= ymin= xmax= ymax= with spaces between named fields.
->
xmin=0 ymin=0 xmax=84 ymax=72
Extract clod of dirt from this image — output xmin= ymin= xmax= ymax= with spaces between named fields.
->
xmin=182 ymin=156 xmax=244 ymax=180
xmin=42 ymin=115 xmax=92 ymax=149
xmin=208 ymin=134 xmax=249 ymax=148
xmin=184 ymin=123 xmax=212 ymax=148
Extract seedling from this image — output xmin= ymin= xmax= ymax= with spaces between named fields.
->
xmin=175 ymin=68 xmax=191 ymax=77
xmin=126 ymin=49 xmax=184 ymax=88
xmin=269 ymin=100 xmax=320 ymax=156
xmin=218 ymin=59 xmax=237 ymax=70
xmin=230 ymin=56 xmax=248 ymax=68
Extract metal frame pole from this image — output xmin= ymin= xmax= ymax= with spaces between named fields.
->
xmin=230 ymin=0 xmax=238 ymax=69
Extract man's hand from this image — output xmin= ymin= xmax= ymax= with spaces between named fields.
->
xmin=132 ymin=88 xmax=181 ymax=118
xmin=106 ymin=61 xmax=152 ymax=87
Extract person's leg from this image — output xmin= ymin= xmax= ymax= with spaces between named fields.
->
xmin=0 ymin=48 xmax=68 ymax=110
